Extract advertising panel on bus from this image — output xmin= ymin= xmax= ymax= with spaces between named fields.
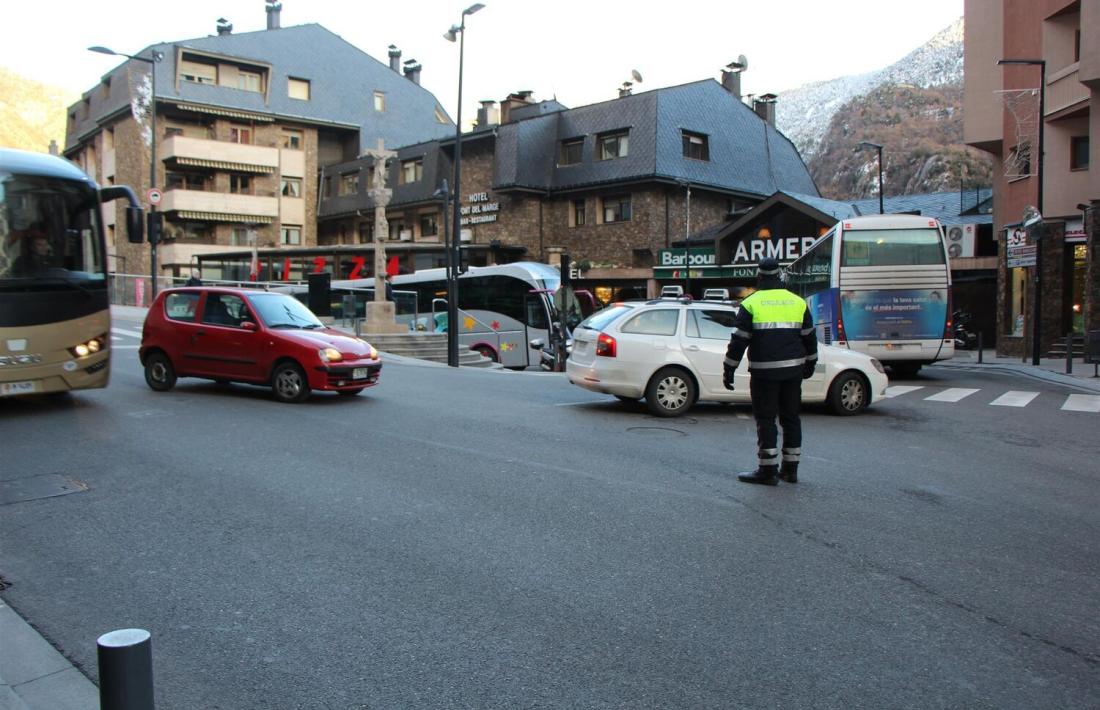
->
xmin=840 ymin=288 xmax=948 ymax=341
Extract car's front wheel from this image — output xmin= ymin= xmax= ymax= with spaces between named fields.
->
xmin=144 ymin=352 xmax=176 ymax=392
xmin=828 ymin=371 xmax=869 ymax=415
xmin=645 ymin=367 xmax=696 ymax=417
xmin=271 ymin=362 xmax=310 ymax=403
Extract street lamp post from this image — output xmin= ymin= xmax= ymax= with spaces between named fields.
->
xmin=444 ymin=3 xmax=485 ymax=369
xmin=433 ymin=180 xmax=455 ymax=365
xmin=677 ymin=180 xmax=692 ymax=298
xmin=858 ymin=141 xmax=884 ymax=214
xmin=90 ymin=45 xmax=163 ymax=297
xmin=998 ymin=58 xmax=1046 ymax=366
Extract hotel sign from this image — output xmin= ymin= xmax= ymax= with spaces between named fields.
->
xmin=459 ymin=192 xmax=500 ymax=226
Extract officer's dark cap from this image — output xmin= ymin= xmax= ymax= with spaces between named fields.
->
xmin=757 ymin=257 xmax=781 ymax=276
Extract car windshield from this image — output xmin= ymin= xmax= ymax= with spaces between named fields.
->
xmin=577 ymin=304 xmax=634 ymax=331
xmin=248 ymin=292 xmax=325 ymax=329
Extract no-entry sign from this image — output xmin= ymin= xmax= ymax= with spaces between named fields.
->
xmin=146 ymin=188 xmax=162 ymax=206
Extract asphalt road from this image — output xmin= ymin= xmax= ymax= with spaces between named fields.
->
xmin=1 ymin=322 xmax=1098 ymax=709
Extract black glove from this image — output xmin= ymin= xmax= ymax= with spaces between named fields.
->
xmin=723 ymin=364 xmax=736 ymax=390
xmin=802 ymin=362 xmax=815 ymax=380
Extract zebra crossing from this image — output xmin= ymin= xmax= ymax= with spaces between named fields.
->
xmin=111 ymin=326 xmax=143 ymax=349
xmin=881 ymin=384 xmax=1100 ymax=413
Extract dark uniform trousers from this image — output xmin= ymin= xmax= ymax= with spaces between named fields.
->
xmin=749 ymin=376 xmax=802 ymax=467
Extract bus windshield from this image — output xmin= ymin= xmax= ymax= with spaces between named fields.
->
xmin=840 ymin=228 xmax=945 ymax=267
xmin=0 ymin=174 xmax=106 ymax=286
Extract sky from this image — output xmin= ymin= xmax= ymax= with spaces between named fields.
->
xmin=1 ymin=0 xmax=964 ymax=124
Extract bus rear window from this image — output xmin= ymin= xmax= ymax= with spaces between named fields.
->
xmin=841 ymin=229 xmax=944 ymax=267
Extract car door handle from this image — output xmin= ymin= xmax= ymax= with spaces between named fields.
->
xmin=685 ymin=345 xmax=700 ymax=352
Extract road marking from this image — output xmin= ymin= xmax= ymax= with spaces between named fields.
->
xmin=1062 ymin=394 xmax=1100 ymax=412
xmin=735 ymin=412 xmax=751 ymax=420
xmin=924 ymin=387 xmax=979 ymax=402
xmin=111 ymin=327 xmax=143 ymax=338
xmin=990 ymin=391 xmax=1040 ymax=407
xmin=112 ymin=345 xmax=141 ymax=350
xmin=882 ymin=385 xmax=924 ymax=398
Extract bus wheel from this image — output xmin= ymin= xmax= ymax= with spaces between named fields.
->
xmin=473 ymin=345 xmax=498 ymax=363
xmin=272 ymin=362 xmax=310 ymax=403
xmin=828 ymin=371 xmax=868 ymax=416
xmin=645 ymin=367 xmax=695 ymax=417
xmin=144 ymin=352 xmax=177 ymax=392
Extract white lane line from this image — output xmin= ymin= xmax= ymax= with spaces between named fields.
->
xmin=924 ymin=387 xmax=980 ymax=403
xmin=1062 ymin=394 xmax=1100 ymax=412
xmin=990 ymin=391 xmax=1040 ymax=407
xmin=735 ymin=412 xmax=751 ymax=420
xmin=112 ymin=345 xmax=141 ymax=350
xmin=882 ymin=385 xmax=924 ymax=398
xmin=111 ymin=327 xmax=143 ymax=338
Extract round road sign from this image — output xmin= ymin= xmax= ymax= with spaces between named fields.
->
xmin=146 ymin=188 xmax=162 ymax=206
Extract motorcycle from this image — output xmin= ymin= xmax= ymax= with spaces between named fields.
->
xmin=953 ymin=310 xmax=978 ymax=350
xmin=530 ymin=321 xmax=573 ymax=371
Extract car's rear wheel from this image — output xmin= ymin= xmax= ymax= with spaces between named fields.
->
xmin=828 ymin=371 xmax=868 ymax=416
xmin=144 ymin=352 xmax=176 ymax=392
xmin=272 ymin=362 xmax=310 ymax=403
xmin=645 ymin=367 xmax=696 ymax=417
xmin=338 ymin=388 xmax=365 ymax=397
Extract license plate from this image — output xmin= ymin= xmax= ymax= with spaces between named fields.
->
xmin=0 ymin=381 xmax=37 ymax=397
xmin=352 ymin=368 xmax=368 ymax=380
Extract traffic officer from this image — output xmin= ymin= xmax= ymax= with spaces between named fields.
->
xmin=723 ymin=257 xmax=818 ymax=485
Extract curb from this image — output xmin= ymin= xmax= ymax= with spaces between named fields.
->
xmin=931 ymin=360 xmax=1100 ymax=393
xmin=0 ymin=601 xmax=97 ymax=710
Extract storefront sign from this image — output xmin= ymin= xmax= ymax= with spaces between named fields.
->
xmin=658 ymin=248 xmax=716 ymax=267
xmin=460 ymin=192 xmax=500 ymax=226
xmin=1006 ymin=228 xmax=1036 ymax=268
xmin=1065 ymin=218 xmax=1086 ymax=243
xmin=730 ymin=236 xmax=817 ymax=265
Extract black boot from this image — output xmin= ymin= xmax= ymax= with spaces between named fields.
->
xmin=778 ymin=462 xmax=798 ymax=483
xmin=737 ymin=466 xmax=779 ymax=486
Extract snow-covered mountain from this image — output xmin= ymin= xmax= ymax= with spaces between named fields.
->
xmin=776 ymin=18 xmax=964 ymax=161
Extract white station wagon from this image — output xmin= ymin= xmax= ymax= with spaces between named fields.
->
xmin=565 ymin=299 xmax=889 ymax=417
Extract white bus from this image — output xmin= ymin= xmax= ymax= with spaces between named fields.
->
xmin=785 ymin=214 xmax=954 ymax=377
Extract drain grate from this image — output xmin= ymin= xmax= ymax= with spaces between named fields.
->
xmin=0 ymin=474 xmax=88 ymax=505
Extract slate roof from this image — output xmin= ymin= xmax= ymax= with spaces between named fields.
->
xmin=66 ymin=24 xmax=454 ymax=154
xmin=778 ymin=189 xmax=993 ymax=225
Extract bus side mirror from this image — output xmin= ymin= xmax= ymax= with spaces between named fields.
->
xmin=529 ymin=338 xmax=545 ymax=351
xmin=126 ymin=206 xmax=145 ymax=243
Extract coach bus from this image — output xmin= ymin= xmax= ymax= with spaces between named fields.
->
xmin=0 ymin=148 xmax=143 ymax=397
xmin=785 ymin=214 xmax=953 ymax=377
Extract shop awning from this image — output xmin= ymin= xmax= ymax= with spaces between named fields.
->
xmin=176 ymin=103 xmax=274 ymax=123
xmin=171 ymin=157 xmax=275 ymax=174
xmin=174 ymin=210 xmax=275 ymax=224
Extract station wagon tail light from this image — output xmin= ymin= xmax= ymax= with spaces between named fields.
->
xmin=319 ymin=347 xmax=343 ymax=362
xmin=596 ymin=333 xmax=617 ymax=357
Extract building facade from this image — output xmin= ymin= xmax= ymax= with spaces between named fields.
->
xmin=964 ymin=0 xmax=1099 ymax=356
xmin=64 ymin=4 xmax=453 ymax=293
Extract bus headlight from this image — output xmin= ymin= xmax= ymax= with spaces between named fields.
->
xmin=69 ymin=335 xmax=106 ymax=359
xmin=319 ymin=347 xmax=343 ymax=362
xmin=870 ymin=358 xmax=886 ymax=374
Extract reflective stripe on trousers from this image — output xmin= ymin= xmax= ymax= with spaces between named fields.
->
xmin=782 ymin=447 xmax=801 ymax=463
xmin=758 ymin=448 xmax=780 ymax=466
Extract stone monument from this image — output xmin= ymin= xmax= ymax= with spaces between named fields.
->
xmin=363 ymin=139 xmax=405 ymax=334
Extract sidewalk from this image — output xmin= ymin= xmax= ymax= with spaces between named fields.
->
xmin=0 ymin=601 xmax=97 ymax=710
xmin=932 ymin=349 xmax=1100 ymax=393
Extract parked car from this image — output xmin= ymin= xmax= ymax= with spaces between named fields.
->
xmin=140 ymin=287 xmax=382 ymax=403
xmin=565 ymin=299 xmax=888 ymax=417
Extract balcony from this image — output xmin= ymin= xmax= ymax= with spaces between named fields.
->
xmin=1045 ymin=63 xmax=1089 ymax=118
xmin=160 ymin=189 xmax=279 ymax=224
xmin=161 ymin=136 xmax=278 ymax=175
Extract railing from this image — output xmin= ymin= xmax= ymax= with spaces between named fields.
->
xmin=108 ymin=273 xmax=304 ymax=307
xmin=1045 ymin=64 xmax=1088 ymax=116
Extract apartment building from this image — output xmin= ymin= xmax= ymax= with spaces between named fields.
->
xmin=64 ymin=2 xmax=453 ymax=286
xmin=964 ymin=0 xmax=1099 ymax=356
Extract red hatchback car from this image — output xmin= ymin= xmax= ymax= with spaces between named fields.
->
xmin=139 ymin=287 xmax=381 ymax=403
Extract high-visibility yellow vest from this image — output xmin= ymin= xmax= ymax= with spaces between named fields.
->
xmin=742 ymin=289 xmax=807 ymax=328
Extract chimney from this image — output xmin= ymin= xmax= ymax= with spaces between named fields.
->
xmin=499 ymin=90 xmax=535 ymax=124
xmin=265 ymin=0 xmax=282 ymax=30
xmin=618 ymin=81 xmax=633 ymax=98
xmin=216 ymin=17 xmax=233 ymax=35
xmin=753 ymin=93 xmax=777 ymax=127
xmin=476 ymin=100 xmax=499 ymax=128
xmin=48 ymin=139 xmax=59 ymax=156
xmin=402 ymin=59 xmax=422 ymax=85
xmin=388 ymin=45 xmax=401 ymax=73
xmin=721 ymin=69 xmax=741 ymax=100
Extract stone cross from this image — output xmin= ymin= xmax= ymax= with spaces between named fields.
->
xmin=364 ymin=138 xmax=397 ymax=301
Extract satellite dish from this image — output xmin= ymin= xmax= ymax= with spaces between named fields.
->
xmin=738 ymin=54 xmax=748 ymax=71
xmin=631 ymin=69 xmax=644 ymax=83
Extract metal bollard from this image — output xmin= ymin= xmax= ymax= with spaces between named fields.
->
xmin=977 ymin=332 xmax=983 ymax=364
xmin=1066 ymin=334 xmax=1073 ymax=375
xmin=97 ymin=628 xmax=154 ymax=710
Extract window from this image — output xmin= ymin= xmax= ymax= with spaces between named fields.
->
xmin=358 ymin=222 xmax=373 ymax=243
xmin=229 ymin=174 xmax=251 ymax=194
xmin=202 ymin=293 xmax=251 ymax=327
xmin=164 ymin=127 xmax=184 ymax=139
xmin=231 ymin=228 xmax=250 ymax=246
xmin=165 ymin=293 xmax=200 ymax=322
xmin=323 ymin=176 xmax=333 ymax=198
xmin=230 ymin=126 xmax=252 ymax=144
xmin=374 ymin=92 xmax=385 ymax=112
xmin=840 ymin=229 xmax=944 ymax=267
xmin=597 ymin=130 xmax=629 ymax=160
xmin=166 ymin=171 xmax=207 ymax=191
xmin=621 ymin=309 xmax=679 ymax=336
xmin=104 ymin=128 xmax=114 ymax=151
xmin=559 ymin=138 xmax=583 ymax=166
xmin=419 ymin=213 xmax=438 ymax=237
xmin=389 ymin=221 xmax=406 ymax=240
xmin=238 ymin=70 xmax=263 ymax=93
xmin=281 ymin=225 xmax=302 ymax=245
xmin=280 ymin=129 xmax=302 ymax=149
xmin=401 ymin=159 xmax=423 ymax=184
xmin=601 ymin=194 xmax=632 ymax=224
xmin=1071 ymin=136 xmax=1089 ymax=170
xmin=687 ymin=309 xmax=737 ymax=339
xmin=180 ymin=59 xmax=216 ymax=85
xmin=682 ymin=131 xmax=709 ymax=161
xmin=339 ymin=173 xmax=358 ymax=196
xmin=281 ymin=177 xmax=302 ymax=197
xmin=288 ymin=77 xmax=311 ymax=101
xmin=572 ymin=199 xmax=586 ymax=227
xmin=100 ymin=78 xmax=111 ymax=99
xmin=1075 ymin=29 xmax=1081 ymax=62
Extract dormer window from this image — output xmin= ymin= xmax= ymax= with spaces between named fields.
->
xmin=682 ymin=131 xmax=709 ymax=161
xmin=180 ymin=58 xmax=217 ymax=85
xmin=559 ymin=138 xmax=583 ymax=166
xmin=597 ymin=130 xmax=629 ymax=160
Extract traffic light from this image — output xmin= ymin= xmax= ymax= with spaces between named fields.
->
xmin=560 ymin=251 xmax=571 ymax=289
xmin=146 ymin=211 xmax=163 ymax=245
xmin=458 ymin=245 xmax=470 ymax=274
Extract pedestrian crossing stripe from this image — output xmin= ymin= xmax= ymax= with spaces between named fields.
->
xmin=924 ymin=388 xmax=979 ymax=402
xmin=990 ymin=391 xmax=1040 ymax=407
xmin=879 ymin=385 xmax=1097 ymax=412
xmin=883 ymin=385 xmax=923 ymax=398
xmin=1062 ymin=394 xmax=1100 ymax=412
xmin=110 ymin=327 xmax=143 ymax=338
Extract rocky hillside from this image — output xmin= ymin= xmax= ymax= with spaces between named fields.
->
xmin=0 ymin=66 xmax=74 ymax=153
xmin=774 ymin=17 xmax=991 ymax=199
